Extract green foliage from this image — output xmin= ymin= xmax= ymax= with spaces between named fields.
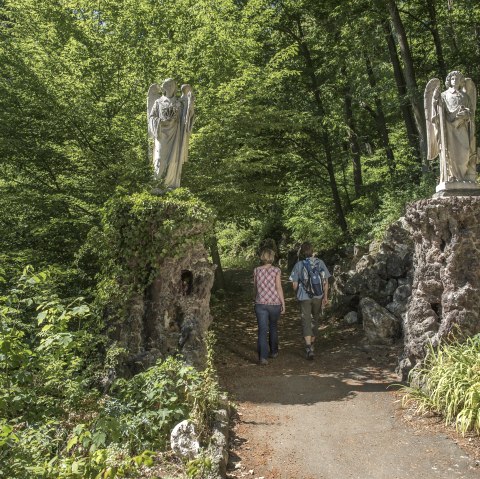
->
xmin=401 ymin=335 xmax=480 ymax=435
xmin=2 ymin=0 xmax=478 ymax=266
xmin=189 ymin=331 xmax=221 ymax=440
xmin=0 ymin=0 xmax=152 ymax=267
xmin=0 ymin=268 xmax=221 ymax=478
xmin=347 ymin=173 xmax=436 ymax=245
xmin=186 ymin=454 xmax=213 ymax=479
xmin=216 ymin=220 xmax=275 ymax=267
xmin=0 ymin=266 xmax=100 ymax=422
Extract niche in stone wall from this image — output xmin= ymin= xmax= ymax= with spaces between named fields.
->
xmin=181 ymin=270 xmax=193 ymax=296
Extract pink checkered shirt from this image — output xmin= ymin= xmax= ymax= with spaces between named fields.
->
xmin=254 ymin=266 xmax=281 ymax=305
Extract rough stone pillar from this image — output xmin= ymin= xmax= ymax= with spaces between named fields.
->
xmin=124 ymin=242 xmax=215 ymax=371
xmin=400 ymin=196 xmax=480 ymax=378
xmin=97 ymin=190 xmax=215 ymax=375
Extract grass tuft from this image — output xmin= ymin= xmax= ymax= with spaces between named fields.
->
xmin=401 ymin=334 xmax=480 ymax=435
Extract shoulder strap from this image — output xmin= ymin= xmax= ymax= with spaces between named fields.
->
xmin=303 ymin=259 xmax=314 ymax=274
xmin=300 ymin=261 xmax=310 ymax=286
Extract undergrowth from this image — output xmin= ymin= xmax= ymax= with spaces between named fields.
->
xmin=0 ymin=266 xmax=221 ymax=478
xmin=401 ymin=334 xmax=480 ymax=435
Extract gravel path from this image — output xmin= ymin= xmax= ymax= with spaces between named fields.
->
xmin=212 ymin=269 xmax=479 ymax=479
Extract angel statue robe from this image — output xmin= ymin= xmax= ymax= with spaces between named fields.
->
xmin=426 ymin=74 xmax=477 ymax=184
xmin=148 ymin=84 xmax=194 ymax=188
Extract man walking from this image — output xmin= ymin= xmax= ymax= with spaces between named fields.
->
xmin=289 ymin=242 xmax=331 ymax=360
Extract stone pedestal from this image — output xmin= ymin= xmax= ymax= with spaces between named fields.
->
xmin=400 ymin=196 xmax=480 ymax=379
xmin=434 ymin=181 xmax=480 ymax=197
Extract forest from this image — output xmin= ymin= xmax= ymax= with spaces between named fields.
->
xmin=1 ymin=0 xmax=480 ymax=477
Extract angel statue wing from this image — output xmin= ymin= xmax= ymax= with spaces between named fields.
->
xmin=424 ymin=78 xmax=441 ymax=161
xmin=147 ymin=83 xmax=162 ymax=138
xmin=465 ymin=77 xmax=476 ymax=122
xmin=465 ymin=77 xmax=477 ymax=163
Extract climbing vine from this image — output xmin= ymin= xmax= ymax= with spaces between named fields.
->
xmin=82 ymin=188 xmax=214 ymax=317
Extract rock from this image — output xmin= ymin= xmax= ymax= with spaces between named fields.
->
xmin=386 ymin=300 xmax=407 ymax=319
xmin=353 ymin=244 xmax=368 ymax=261
xmin=170 ymin=420 xmax=200 ymax=460
xmin=393 ymin=284 xmax=411 ymax=303
xmin=369 ymin=240 xmax=381 ymax=254
xmin=401 ymin=197 xmax=480 ymax=379
xmin=344 ymin=272 xmax=364 ymax=295
xmin=355 ymin=254 xmax=375 ymax=273
xmin=384 ymin=278 xmax=398 ymax=296
xmin=206 ymin=394 xmax=231 ymax=479
xmin=331 ymin=217 xmax=414 ymax=323
xmin=386 ymin=254 xmax=405 ymax=278
xmin=360 ymin=297 xmax=401 ymax=345
xmin=343 ymin=311 xmax=359 ymax=325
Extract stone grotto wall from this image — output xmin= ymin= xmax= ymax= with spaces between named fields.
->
xmin=115 ymin=242 xmax=215 ymax=373
xmin=333 ymin=196 xmax=480 ymax=380
xmin=399 ymin=196 xmax=480 ymax=378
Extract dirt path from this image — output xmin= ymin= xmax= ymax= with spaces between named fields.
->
xmin=211 ymin=269 xmax=479 ymax=479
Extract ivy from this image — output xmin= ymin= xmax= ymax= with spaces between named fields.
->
xmin=83 ymin=188 xmax=214 ymax=326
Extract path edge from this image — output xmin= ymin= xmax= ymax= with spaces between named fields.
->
xmin=207 ymin=393 xmax=231 ymax=478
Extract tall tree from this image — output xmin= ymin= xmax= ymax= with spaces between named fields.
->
xmin=386 ymin=0 xmax=427 ymax=162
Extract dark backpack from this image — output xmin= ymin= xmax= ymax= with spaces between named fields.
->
xmin=301 ymin=259 xmax=324 ymax=298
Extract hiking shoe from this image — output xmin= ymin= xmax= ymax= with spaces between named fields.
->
xmin=306 ymin=347 xmax=314 ymax=360
xmin=269 ymin=352 xmax=279 ymax=359
xmin=259 ymin=358 xmax=268 ymax=366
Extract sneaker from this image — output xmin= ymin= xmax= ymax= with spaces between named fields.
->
xmin=269 ymin=352 xmax=278 ymax=359
xmin=259 ymin=358 xmax=268 ymax=366
xmin=305 ymin=347 xmax=314 ymax=360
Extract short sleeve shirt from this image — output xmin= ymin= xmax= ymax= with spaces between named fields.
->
xmin=289 ymin=257 xmax=331 ymax=301
xmin=254 ymin=266 xmax=282 ymax=305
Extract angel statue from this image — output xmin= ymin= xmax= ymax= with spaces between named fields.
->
xmin=147 ymin=78 xmax=195 ymax=188
xmin=425 ymin=70 xmax=478 ymax=188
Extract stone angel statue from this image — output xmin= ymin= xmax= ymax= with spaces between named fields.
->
xmin=147 ymin=78 xmax=195 ymax=188
xmin=425 ymin=71 xmax=477 ymax=186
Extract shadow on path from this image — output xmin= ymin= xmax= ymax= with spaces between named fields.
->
xmin=212 ymin=269 xmax=401 ymax=405
xmin=211 ymin=268 xmax=479 ymax=479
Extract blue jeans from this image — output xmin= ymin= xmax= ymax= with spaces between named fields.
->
xmin=255 ymin=303 xmax=281 ymax=361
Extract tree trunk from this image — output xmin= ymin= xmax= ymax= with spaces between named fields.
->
xmin=425 ymin=0 xmax=447 ymax=80
xmin=364 ymin=55 xmax=395 ymax=176
xmin=295 ymin=20 xmax=349 ymax=234
xmin=474 ymin=19 xmax=480 ymax=87
xmin=382 ymin=18 xmax=419 ymax=157
xmin=386 ymin=0 xmax=427 ymax=164
xmin=209 ymin=235 xmax=225 ymax=290
xmin=343 ymin=80 xmax=363 ymax=197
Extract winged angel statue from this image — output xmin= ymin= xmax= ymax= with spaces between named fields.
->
xmin=147 ymin=79 xmax=195 ymax=188
xmin=425 ymin=71 xmax=477 ymax=185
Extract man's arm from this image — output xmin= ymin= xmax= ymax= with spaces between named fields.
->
xmin=322 ymin=279 xmax=329 ymax=306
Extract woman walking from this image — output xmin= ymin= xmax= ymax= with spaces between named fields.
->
xmin=253 ymin=248 xmax=285 ymax=365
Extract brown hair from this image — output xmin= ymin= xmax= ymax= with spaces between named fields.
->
xmin=300 ymin=242 xmax=313 ymax=258
xmin=260 ymin=248 xmax=276 ymax=264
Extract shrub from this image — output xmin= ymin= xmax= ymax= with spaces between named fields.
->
xmin=401 ymin=334 xmax=480 ymax=435
xmin=0 ymin=267 xmax=221 ymax=478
